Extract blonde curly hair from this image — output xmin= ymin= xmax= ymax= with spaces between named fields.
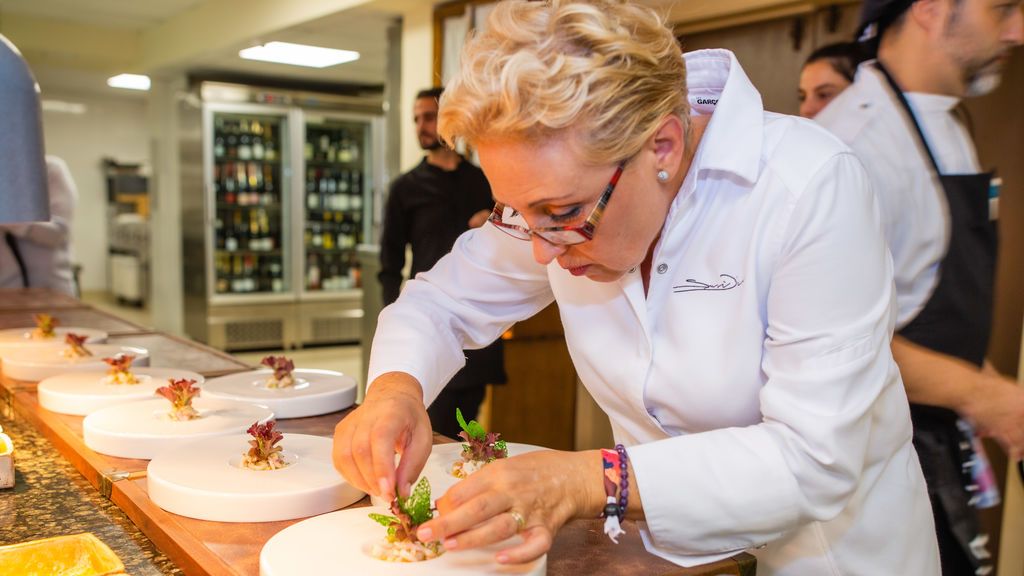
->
xmin=438 ymin=0 xmax=689 ymax=165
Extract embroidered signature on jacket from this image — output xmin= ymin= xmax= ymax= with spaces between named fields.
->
xmin=674 ymin=274 xmax=743 ymax=293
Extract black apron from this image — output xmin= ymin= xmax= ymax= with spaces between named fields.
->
xmin=876 ymin=62 xmax=998 ymax=573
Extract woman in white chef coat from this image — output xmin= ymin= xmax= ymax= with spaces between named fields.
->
xmin=333 ymin=1 xmax=940 ymax=574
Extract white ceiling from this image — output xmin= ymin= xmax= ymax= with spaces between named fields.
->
xmin=0 ymin=0 xmax=395 ymax=93
xmin=190 ymin=6 xmax=395 ymax=86
xmin=0 ymin=0 xmax=208 ymax=30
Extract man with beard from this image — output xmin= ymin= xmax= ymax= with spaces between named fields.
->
xmin=816 ymin=0 xmax=1022 ymax=573
xmin=378 ymin=87 xmax=504 ymax=438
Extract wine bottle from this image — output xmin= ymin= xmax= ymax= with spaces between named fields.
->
xmin=226 ymin=120 xmax=238 ymax=158
xmin=238 ymin=119 xmax=252 ymax=160
xmin=270 ymin=260 xmax=284 ymax=292
xmin=265 ymin=124 xmax=277 ymax=162
xmin=214 ymin=119 xmax=225 ymax=159
xmin=307 ymin=253 xmax=321 ymax=290
xmin=225 ymin=210 xmax=239 ymax=252
xmin=251 ymin=120 xmax=265 ymax=160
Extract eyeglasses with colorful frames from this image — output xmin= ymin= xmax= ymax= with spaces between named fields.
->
xmin=487 ymin=161 xmax=626 ymax=245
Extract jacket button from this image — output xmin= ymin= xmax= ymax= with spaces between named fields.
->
xmin=656 ymin=263 xmax=668 ymax=274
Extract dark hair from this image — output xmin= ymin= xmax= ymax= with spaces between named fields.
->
xmin=415 ymin=87 xmax=444 ymax=101
xmin=804 ymin=42 xmax=869 ymax=83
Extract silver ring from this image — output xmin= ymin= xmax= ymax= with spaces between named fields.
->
xmin=509 ymin=510 xmax=526 ymax=533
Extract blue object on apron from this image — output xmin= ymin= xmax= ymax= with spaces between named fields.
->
xmin=875 ymin=61 xmax=997 ymax=575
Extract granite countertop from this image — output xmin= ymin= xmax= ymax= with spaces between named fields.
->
xmin=0 ymin=409 xmax=180 ymax=575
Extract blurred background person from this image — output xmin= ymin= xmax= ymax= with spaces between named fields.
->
xmin=0 ymin=155 xmax=78 ymax=296
xmin=798 ymin=42 xmax=867 ymax=118
xmin=378 ymin=86 xmax=505 ymax=438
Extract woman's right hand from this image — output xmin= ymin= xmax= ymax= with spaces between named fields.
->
xmin=332 ymin=372 xmax=434 ymax=500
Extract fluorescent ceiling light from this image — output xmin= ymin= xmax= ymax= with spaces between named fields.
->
xmin=107 ymin=74 xmax=151 ymax=91
xmin=41 ymin=99 xmax=88 ymax=115
xmin=239 ymin=41 xmax=359 ymax=68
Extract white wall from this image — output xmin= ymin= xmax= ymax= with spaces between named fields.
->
xmin=41 ymin=90 xmax=149 ymax=292
xmin=398 ymin=2 xmax=434 ymax=172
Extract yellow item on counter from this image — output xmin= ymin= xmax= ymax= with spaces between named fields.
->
xmin=0 ymin=533 xmax=126 ymax=576
xmin=0 ymin=429 xmax=12 ymax=455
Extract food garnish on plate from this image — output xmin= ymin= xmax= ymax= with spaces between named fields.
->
xmin=31 ymin=313 xmax=58 ymax=340
xmin=102 ymin=353 xmax=140 ymax=385
xmin=61 ymin=333 xmax=93 ymax=359
xmin=241 ymin=420 xmax=288 ymax=470
xmin=368 ymin=477 xmax=444 ymax=562
xmin=260 ymin=355 xmax=296 ymax=389
xmin=156 ymin=378 xmax=201 ymax=421
xmin=451 ymin=407 xmax=508 ymax=479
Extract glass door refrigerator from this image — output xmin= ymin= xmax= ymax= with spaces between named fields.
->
xmin=294 ymin=112 xmax=380 ymax=346
xmin=181 ymin=82 xmax=384 ymax=351
xmin=209 ymin=107 xmax=291 ymax=299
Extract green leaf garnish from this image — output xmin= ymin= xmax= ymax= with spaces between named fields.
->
xmin=397 ymin=476 xmax=434 ymax=525
xmin=368 ymin=513 xmax=398 ymax=527
xmin=456 ymin=407 xmax=486 ymax=440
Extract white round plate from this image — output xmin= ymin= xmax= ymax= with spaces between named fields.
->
xmin=37 ymin=368 xmax=206 ymax=416
xmin=201 ymin=369 xmax=357 ymax=419
xmin=82 ymin=397 xmax=273 ymax=459
xmin=0 ymin=327 xmax=108 ymax=348
xmin=0 ymin=344 xmax=150 ymax=382
xmin=370 ymin=443 xmax=548 ymax=507
xmin=147 ymin=433 xmax=363 ymax=522
xmin=260 ymin=505 xmax=546 ymax=576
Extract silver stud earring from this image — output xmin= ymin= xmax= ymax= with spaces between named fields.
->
xmin=657 ymin=170 xmax=670 ymax=182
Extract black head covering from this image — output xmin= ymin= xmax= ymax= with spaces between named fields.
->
xmin=857 ymin=0 xmax=916 ymax=41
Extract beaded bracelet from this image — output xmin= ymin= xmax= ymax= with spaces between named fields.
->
xmin=600 ymin=445 xmax=629 ymax=543
xmin=616 ymin=444 xmax=630 ymax=519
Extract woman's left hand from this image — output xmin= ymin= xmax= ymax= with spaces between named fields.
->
xmin=414 ymin=449 xmax=603 ymax=564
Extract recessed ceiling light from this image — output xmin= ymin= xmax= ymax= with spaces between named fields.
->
xmin=239 ymin=41 xmax=360 ymax=69
xmin=41 ymin=99 xmax=88 ymax=115
xmin=107 ymin=74 xmax=151 ymax=91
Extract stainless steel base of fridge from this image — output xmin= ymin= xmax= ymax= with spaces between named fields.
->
xmin=202 ymin=295 xmax=363 ymax=352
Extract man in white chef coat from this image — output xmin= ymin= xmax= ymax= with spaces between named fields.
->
xmin=816 ymin=0 xmax=1023 ymax=573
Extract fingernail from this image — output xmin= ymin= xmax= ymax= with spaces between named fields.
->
xmin=496 ymin=554 xmax=509 ymax=563
xmin=379 ymin=478 xmax=390 ymax=497
xmin=417 ymin=527 xmax=433 ymax=541
xmin=443 ymin=538 xmax=457 ymax=550
xmin=402 ymin=482 xmax=412 ymax=498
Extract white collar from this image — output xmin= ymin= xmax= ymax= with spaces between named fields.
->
xmin=682 ymin=49 xmax=764 ymax=186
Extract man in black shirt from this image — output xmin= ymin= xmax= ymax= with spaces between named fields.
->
xmin=378 ymin=87 xmax=506 ymax=438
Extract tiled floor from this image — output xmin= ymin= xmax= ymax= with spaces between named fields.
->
xmin=80 ymin=291 xmax=364 ymax=382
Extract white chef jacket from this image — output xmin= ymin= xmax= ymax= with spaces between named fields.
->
xmin=369 ymin=49 xmax=939 ymax=575
xmin=815 ymin=62 xmax=981 ymax=329
xmin=0 ymin=155 xmax=77 ymax=295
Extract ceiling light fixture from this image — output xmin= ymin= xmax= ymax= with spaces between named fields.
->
xmin=107 ymin=74 xmax=151 ymax=91
xmin=42 ymin=99 xmax=88 ymax=115
xmin=239 ymin=41 xmax=360 ymax=68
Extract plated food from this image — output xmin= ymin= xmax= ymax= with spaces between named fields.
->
xmin=241 ymin=420 xmax=288 ymax=471
xmin=0 ymin=314 xmax=108 ymax=350
xmin=37 ymin=368 xmax=205 ymax=416
xmin=451 ymin=408 xmax=508 ymax=479
xmin=147 ymin=432 xmax=363 ymax=522
xmin=0 ymin=343 xmax=149 ymax=382
xmin=82 ymin=396 xmax=272 ymax=459
xmin=261 ymin=356 xmax=296 ymax=389
xmin=102 ymin=353 xmax=140 ymax=385
xmin=369 ymin=478 xmax=444 ymax=562
xmin=156 ymin=378 xmax=201 ymax=421
xmin=259 ymin=503 xmax=546 ymax=576
xmin=201 ymin=367 xmax=356 ymax=419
